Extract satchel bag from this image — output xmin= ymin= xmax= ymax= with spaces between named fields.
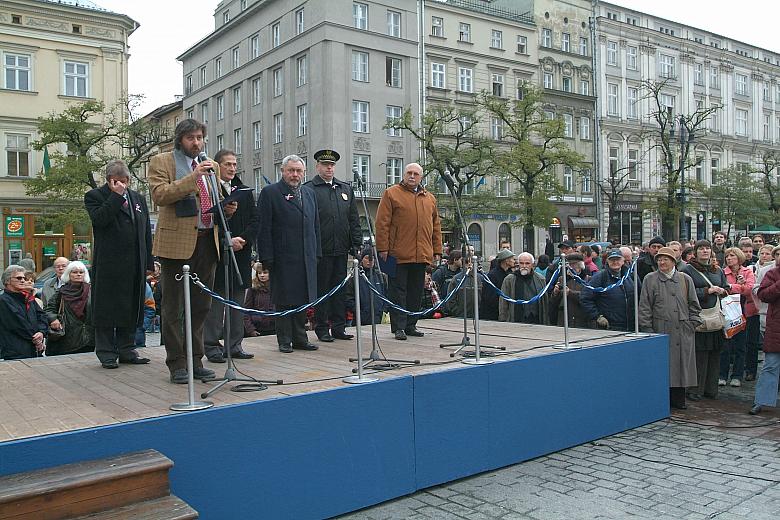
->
xmin=694 ymin=270 xmax=725 ymax=333
xmin=47 ymin=297 xmax=66 ymax=341
xmin=722 ymin=293 xmax=747 ymax=339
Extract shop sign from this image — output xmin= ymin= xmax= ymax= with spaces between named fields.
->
xmin=614 ymin=202 xmax=640 ymax=212
xmin=42 ymin=244 xmax=57 ymax=256
xmin=5 ymin=216 xmax=24 ymax=237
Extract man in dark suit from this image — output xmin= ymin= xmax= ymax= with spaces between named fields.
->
xmin=304 ymin=149 xmax=362 ymax=343
xmin=204 ymin=149 xmax=259 ymax=362
xmin=84 ymin=160 xmax=154 ymax=369
xmin=257 ymin=155 xmax=321 ymax=353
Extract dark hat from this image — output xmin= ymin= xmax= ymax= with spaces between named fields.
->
xmin=565 ymin=253 xmax=584 ymax=262
xmin=694 ymin=239 xmax=712 ymax=252
xmin=648 ymin=236 xmax=666 ymax=247
xmin=314 ymin=149 xmax=340 ymax=163
xmin=495 ymin=249 xmax=515 ymax=261
xmin=655 ymin=247 xmax=676 ymax=262
xmin=360 ymin=247 xmax=373 ymax=259
xmin=607 ymin=249 xmax=624 ymax=260
xmin=558 ymin=240 xmax=576 ymax=249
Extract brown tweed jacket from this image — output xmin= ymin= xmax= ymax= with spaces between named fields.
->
xmin=149 ymin=151 xmax=220 ymax=260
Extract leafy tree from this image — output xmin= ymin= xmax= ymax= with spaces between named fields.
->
xmin=755 ymin=150 xmax=780 ymax=218
xmin=479 ymin=87 xmax=584 ymax=254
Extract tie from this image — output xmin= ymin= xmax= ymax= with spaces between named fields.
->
xmin=193 ymin=159 xmax=212 ymax=227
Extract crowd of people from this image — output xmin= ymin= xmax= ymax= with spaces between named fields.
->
xmin=2 ymin=117 xmax=779 ymax=417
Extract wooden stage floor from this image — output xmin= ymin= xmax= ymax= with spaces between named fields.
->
xmin=0 ymin=319 xmax=633 ymax=444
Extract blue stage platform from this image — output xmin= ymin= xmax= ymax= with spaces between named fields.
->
xmin=0 ymin=333 xmax=668 ymax=519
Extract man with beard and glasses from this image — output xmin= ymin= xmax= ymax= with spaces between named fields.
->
xmin=499 ymin=252 xmax=549 ymax=324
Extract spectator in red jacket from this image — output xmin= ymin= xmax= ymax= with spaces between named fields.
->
xmin=750 ymin=246 xmax=780 ymax=415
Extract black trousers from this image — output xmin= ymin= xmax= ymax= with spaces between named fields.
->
xmin=314 ymin=254 xmax=347 ymax=336
xmin=388 ymin=263 xmax=426 ymax=333
xmin=275 ymin=306 xmax=309 ymax=347
xmin=95 ymin=326 xmax=138 ymax=363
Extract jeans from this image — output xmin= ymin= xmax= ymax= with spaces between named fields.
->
xmin=754 ymin=352 xmax=780 ymax=407
xmin=744 ymin=315 xmax=762 ymax=377
xmin=719 ymin=329 xmax=746 ymax=381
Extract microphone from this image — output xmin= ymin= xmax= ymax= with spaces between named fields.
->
xmin=440 ymin=170 xmax=456 ymax=192
xmin=197 ymin=152 xmax=215 ymax=174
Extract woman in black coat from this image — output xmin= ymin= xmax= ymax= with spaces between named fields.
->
xmin=0 ymin=265 xmax=48 ymax=360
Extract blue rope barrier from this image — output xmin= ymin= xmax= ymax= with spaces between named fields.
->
xmin=479 ymin=265 xmax=561 ymax=305
xmin=191 ymin=269 xmax=353 ymax=318
xmin=360 ymin=267 xmax=469 ymax=317
xmin=565 ymin=260 xmax=636 ymax=293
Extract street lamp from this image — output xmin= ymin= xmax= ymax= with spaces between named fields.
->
xmin=667 ymin=108 xmax=695 ymax=241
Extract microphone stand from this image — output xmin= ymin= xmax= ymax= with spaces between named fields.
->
xmin=438 ymin=173 xmax=504 ymax=357
xmin=201 ymin=171 xmax=281 ymax=396
xmin=349 ymin=169 xmax=419 ymax=371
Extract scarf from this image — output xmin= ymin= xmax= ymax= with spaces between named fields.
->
xmin=59 ymin=282 xmax=90 ymax=320
xmin=660 ymin=267 xmax=676 ymax=279
xmin=688 ymin=258 xmax=719 ymax=273
xmin=284 ymin=180 xmax=302 ymax=201
xmin=20 ymin=290 xmax=35 ymax=311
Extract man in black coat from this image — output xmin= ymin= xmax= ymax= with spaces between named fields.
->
xmin=204 ymin=149 xmax=260 ymax=363
xmin=257 ymin=155 xmax=321 ymax=353
xmin=304 ymin=149 xmax=362 ymax=342
xmin=84 ymin=160 xmax=153 ymax=369
xmin=637 ymin=235 xmax=665 ymax=281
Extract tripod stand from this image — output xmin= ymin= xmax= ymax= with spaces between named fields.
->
xmin=349 ymin=170 xmax=419 ymax=372
xmin=437 ymin=171 xmax=504 ymax=357
xmin=200 ymin=170 xmax=281 ymax=397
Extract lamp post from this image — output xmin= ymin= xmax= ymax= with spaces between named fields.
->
xmin=667 ymin=109 xmax=695 ymax=242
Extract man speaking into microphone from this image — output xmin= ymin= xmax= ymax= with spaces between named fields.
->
xmin=375 ymin=162 xmax=442 ymax=340
xmin=148 ymin=118 xmax=236 ymax=384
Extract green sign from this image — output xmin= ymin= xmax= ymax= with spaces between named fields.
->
xmin=5 ymin=216 xmax=24 ymax=237
xmin=8 ymin=241 xmax=21 ymax=249
xmin=42 ymin=244 xmax=56 ymax=256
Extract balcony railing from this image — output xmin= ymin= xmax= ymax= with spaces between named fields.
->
xmin=353 ymin=181 xmax=391 ymax=199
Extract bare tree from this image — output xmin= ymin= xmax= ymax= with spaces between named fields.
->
xmin=755 ymin=150 xmax=780 ymax=217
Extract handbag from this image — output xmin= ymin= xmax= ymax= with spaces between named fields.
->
xmin=722 ymin=294 xmax=747 ymax=339
xmin=694 ymin=270 xmax=725 ymax=333
xmin=47 ymin=297 xmax=66 ymax=341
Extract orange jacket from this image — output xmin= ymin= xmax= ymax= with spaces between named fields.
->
xmin=375 ymin=183 xmax=442 ymax=265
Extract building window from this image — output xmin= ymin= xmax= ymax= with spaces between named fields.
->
xmin=659 ymin=54 xmax=675 ymax=78
xmin=543 ymin=72 xmax=553 ymax=89
xmin=387 ymin=10 xmax=400 ymax=37
xmin=764 ymin=82 xmax=770 ymax=101
xmin=609 ymin=147 xmax=619 ymax=176
xmin=695 ymin=158 xmax=703 ymax=183
xmin=353 ymin=154 xmax=370 ymax=183
xmin=253 ymin=122 xmax=261 ymax=150
xmin=607 ymin=83 xmax=619 ymax=115
xmin=63 ymin=60 xmax=88 ymax=97
xmin=216 ymin=134 xmax=224 ymax=151
xmin=711 ymin=157 xmax=720 ymax=184
xmin=201 ymin=102 xmax=208 ymax=123
xmin=354 ymin=3 xmax=368 ymax=30
xmin=6 ymin=134 xmax=29 ymax=177
xmin=223 ymin=10 xmax=230 ymax=24
xmin=273 ymin=67 xmax=283 ymax=96
xmin=491 ymin=73 xmax=504 ymax=97
xmin=459 ymin=23 xmax=471 ymax=42
xmin=581 ymin=169 xmax=592 ymax=193
xmin=185 ymin=74 xmax=193 ymax=95
xmin=607 ymin=41 xmax=617 ymax=65
xmin=386 ymin=57 xmax=401 ymax=87
xmin=216 ymin=95 xmax=224 ymax=120
xmin=4 ymin=53 xmax=30 ymax=90
xmin=297 ymin=55 xmax=307 ymax=86
xmin=297 ymin=104 xmax=307 ymax=136
xmin=544 ymin=110 xmax=554 ymax=120
xmin=352 ymin=101 xmax=369 ymax=132
xmin=764 ymin=113 xmax=771 ymax=141
xmin=694 ymin=63 xmax=703 ymax=85
xmin=563 ymin=114 xmax=573 ymax=137
xmin=580 ymin=116 xmax=590 ymax=139
xmin=187 ymin=109 xmax=194 ymax=119
xmin=200 ymin=66 xmax=207 ymax=86
xmin=490 ymin=117 xmax=503 ymax=140
xmin=736 ymin=108 xmax=748 ymax=136
xmin=272 ymin=22 xmax=280 ymax=48
xmin=577 ymin=80 xmax=587 ymax=96
xmin=234 ymin=128 xmax=242 ymax=155
xmin=496 ymin=178 xmax=509 ymax=197
xmin=352 ymin=51 xmax=369 ymax=82
xmin=491 ymin=30 xmax=503 ymax=49
xmin=458 ymin=67 xmax=473 ymax=93
xmin=628 ymin=149 xmax=639 ymax=180
xmin=710 ymin=110 xmax=719 ymax=132
xmin=563 ymin=167 xmax=573 ymax=192
xmin=386 ymin=157 xmax=402 ymax=184
xmin=251 ymin=35 xmax=260 ymax=59
xmin=517 ymin=80 xmax=526 ymax=99
xmin=579 ymin=37 xmax=588 ymax=56
xmin=542 ymin=28 xmax=552 ymax=48
xmin=562 ymin=76 xmax=571 ymax=92
xmin=627 ymin=87 xmax=638 ymax=119
xmin=232 ymin=47 xmax=240 ymax=69
xmin=215 ymin=57 xmax=222 ymax=78
xmin=241 ymin=0 xmax=246 ymax=10
xmin=627 ymin=46 xmax=637 ymax=70
xmin=273 ymin=113 xmax=283 ymax=143
xmin=561 ymin=32 xmax=570 ymax=52
xmin=431 ymin=62 xmax=445 ymax=88
xmin=735 ymin=73 xmax=747 ymax=95
xmin=386 ymin=105 xmax=402 ymax=137
xmin=517 ymin=35 xmax=527 ymax=54
xmin=233 ymin=86 xmax=241 ymax=113
xmin=607 ymin=11 xmax=619 ymax=21
xmin=252 ymin=77 xmax=261 ymax=105
xmin=432 ymin=16 xmax=444 ymax=37
xmin=660 ymin=94 xmax=675 ymax=116
xmin=295 ymin=8 xmax=304 ymax=35
xmin=710 ymin=66 xmax=719 ymax=88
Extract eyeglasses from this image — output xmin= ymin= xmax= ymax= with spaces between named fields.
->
xmin=11 ymin=276 xmax=26 ymax=281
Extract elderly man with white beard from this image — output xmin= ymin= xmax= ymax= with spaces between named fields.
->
xmin=498 ymin=252 xmax=549 ymax=324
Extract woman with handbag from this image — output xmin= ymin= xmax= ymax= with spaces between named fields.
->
xmin=45 ymin=261 xmax=95 ymax=356
xmin=718 ymin=248 xmax=755 ymax=388
xmin=682 ymin=240 xmax=729 ymax=401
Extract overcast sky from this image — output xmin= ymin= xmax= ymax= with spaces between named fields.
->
xmin=93 ymin=0 xmax=780 ymax=115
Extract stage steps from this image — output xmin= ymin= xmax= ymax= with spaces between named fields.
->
xmin=0 ymin=449 xmax=198 ymax=520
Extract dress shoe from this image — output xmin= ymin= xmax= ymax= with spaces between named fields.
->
xmin=686 ymin=393 xmax=702 ymax=401
xmin=317 ymin=333 xmax=335 ymax=343
xmin=279 ymin=344 xmax=293 ymax=353
xmin=331 ymin=332 xmax=354 ymax=340
xmin=101 ymin=360 xmax=119 ymax=369
xmin=231 ymin=351 xmax=254 ymax=359
xmin=405 ymin=328 xmax=424 ymax=337
xmin=394 ymin=330 xmax=407 ymax=341
xmin=170 ymin=368 xmax=188 ymax=384
xmin=293 ymin=343 xmax=319 ymax=351
xmin=749 ymin=404 xmax=762 ymax=415
xmin=193 ymin=366 xmax=216 ymax=381
xmin=119 ymin=357 xmax=150 ymax=365
xmin=207 ymin=353 xmax=226 ymax=363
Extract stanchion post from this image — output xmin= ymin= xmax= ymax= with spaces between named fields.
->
xmin=171 ymin=265 xmax=214 ymax=411
xmin=344 ymin=259 xmax=378 ymax=384
xmin=561 ymin=254 xmax=570 ymax=349
xmin=463 ymin=255 xmax=493 ymax=365
xmin=626 ymin=252 xmax=650 ymax=337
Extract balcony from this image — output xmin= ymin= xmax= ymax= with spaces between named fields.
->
xmin=353 ymin=181 xmax=391 ymax=199
xmin=628 ymin=180 xmax=642 ymax=190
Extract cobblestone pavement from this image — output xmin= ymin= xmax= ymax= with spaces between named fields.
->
xmin=339 ymin=379 xmax=780 ymax=520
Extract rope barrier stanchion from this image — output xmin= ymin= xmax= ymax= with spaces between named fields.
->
xmin=552 ymin=257 xmax=574 ymax=350
xmin=170 ymin=265 xmax=214 ymax=412
xmin=344 ymin=259 xmax=378 ymax=384
xmin=463 ymin=256 xmax=493 ymax=366
xmin=626 ymin=255 xmax=649 ymax=338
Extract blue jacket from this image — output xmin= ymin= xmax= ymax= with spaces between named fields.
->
xmin=579 ymin=266 xmax=638 ymax=331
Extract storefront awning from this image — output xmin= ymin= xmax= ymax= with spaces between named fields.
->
xmin=568 ymin=217 xmax=599 ymax=228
